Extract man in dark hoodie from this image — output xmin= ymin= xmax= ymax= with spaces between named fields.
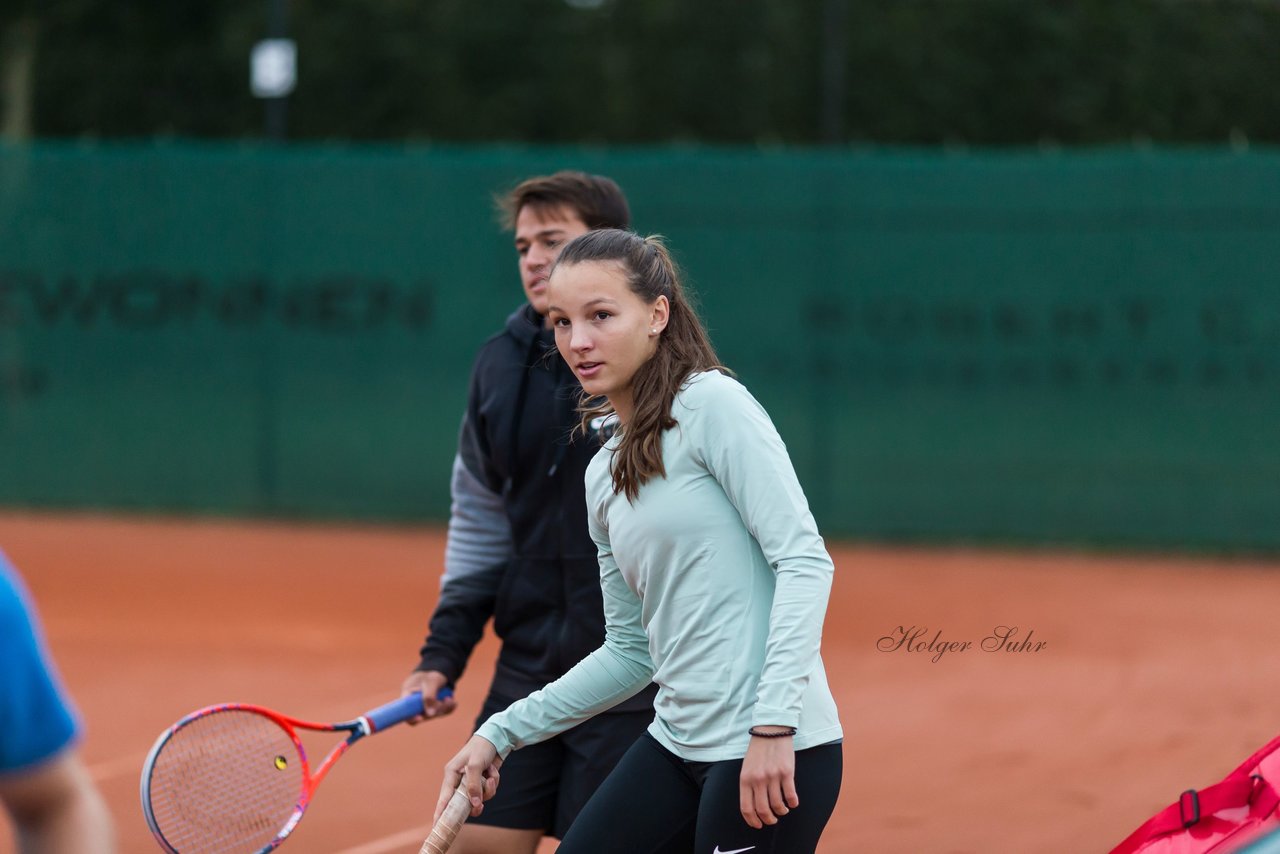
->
xmin=400 ymin=171 xmax=656 ymax=853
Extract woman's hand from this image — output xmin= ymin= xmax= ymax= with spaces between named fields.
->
xmin=739 ymin=729 xmax=798 ymax=829
xmin=434 ymin=735 xmax=503 ymax=821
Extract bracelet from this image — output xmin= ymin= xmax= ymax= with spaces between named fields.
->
xmin=748 ymin=726 xmax=797 ymax=738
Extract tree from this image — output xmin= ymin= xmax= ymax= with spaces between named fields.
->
xmin=12 ymin=0 xmax=1280 ymax=145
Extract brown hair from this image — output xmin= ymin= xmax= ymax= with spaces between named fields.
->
xmin=497 ymin=171 xmax=631 ymax=231
xmin=553 ymin=229 xmax=726 ymax=501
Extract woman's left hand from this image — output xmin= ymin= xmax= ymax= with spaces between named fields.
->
xmin=739 ymin=730 xmax=798 ymax=829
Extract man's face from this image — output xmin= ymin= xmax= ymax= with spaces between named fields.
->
xmin=514 ymin=205 xmax=591 ymax=316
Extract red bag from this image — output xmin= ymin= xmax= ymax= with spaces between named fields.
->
xmin=1110 ymin=733 xmax=1280 ymax=853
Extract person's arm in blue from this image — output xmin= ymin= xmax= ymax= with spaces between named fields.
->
xmin=0 ymin=558 xmax=115 ymax=853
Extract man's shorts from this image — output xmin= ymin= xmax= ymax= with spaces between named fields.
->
xmin=468 ymin=689 xmax=654 ymax=839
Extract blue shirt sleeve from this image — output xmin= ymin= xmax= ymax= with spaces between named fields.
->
xmin=0 ymin=552 xmax=80 ymax=772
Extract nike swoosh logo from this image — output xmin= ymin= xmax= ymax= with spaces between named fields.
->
xmin=712 ymin=847 xmax=756 ymax=854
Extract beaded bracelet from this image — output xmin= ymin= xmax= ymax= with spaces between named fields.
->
xmin=748 ymin=726 xmax=797 ymax=738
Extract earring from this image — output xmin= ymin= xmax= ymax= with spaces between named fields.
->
xmin=650 ymin=328 xmax=657 ymax=335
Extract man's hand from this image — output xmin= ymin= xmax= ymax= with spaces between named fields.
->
xmin=400 ymin=670 xmax=458 ymax=724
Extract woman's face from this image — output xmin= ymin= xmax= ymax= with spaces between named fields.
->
xmin=546 ymin=259 xmax=668 ymax=416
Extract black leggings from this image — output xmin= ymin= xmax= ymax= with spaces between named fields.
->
xmin=558 ymin=733 xmax=843 ymax=854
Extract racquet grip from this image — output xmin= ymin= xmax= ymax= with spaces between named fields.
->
xmin=419 ymin=783 xmax=470 ymax=854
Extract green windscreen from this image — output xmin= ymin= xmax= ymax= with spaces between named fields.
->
xmin=2 ymin=143 xmax=1277 ymax=550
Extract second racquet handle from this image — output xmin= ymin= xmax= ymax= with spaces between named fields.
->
xmin=420 ymin=783 xmax=471 ymax=854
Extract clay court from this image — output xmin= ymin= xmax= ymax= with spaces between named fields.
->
xmin=2 ymin=510 xmax=1279 ymax=853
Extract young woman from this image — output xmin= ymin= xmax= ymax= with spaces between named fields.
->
xmin=402 ymin=174 xmax=656 ymax=854
xmin=435 ymin=229 xmax=843 ymax=854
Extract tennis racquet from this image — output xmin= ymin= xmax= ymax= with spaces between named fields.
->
xmin=418 ymin=781 xmax=471 ymax=854
xmin=140 ymin=690 xmax=446 ymax=853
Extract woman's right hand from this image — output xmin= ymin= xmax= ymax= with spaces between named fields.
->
xmin=435 ymin=735 xmax=502 ymax=821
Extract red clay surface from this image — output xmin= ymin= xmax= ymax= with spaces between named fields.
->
xmin=2 ymin=511 xmax=1279 ymax=853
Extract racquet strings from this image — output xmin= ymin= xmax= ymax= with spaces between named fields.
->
xmin=145 ymin=709 xmax=305 ymax=853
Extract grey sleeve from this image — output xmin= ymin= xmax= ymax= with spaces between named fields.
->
xmin=443 ymin=453 xmax=512 ymax=586
xmin=414 ymin=453 xmax=512 ymax=680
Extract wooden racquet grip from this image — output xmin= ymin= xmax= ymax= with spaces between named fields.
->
xmin=419 ymin=783 xmax=470 ymax=854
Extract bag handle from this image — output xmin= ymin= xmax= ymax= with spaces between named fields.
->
xmin=1109 ymin=774 xmax=1271 ymax=854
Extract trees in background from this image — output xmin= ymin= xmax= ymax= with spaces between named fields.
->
xmin=3 ymin=0 xmax=1279 ymax=145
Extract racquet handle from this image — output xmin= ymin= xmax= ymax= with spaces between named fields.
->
xmin=419 ymin=782 xmax=470 ymax=854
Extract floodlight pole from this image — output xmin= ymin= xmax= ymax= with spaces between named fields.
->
xmin=264 ymin=0 xmax=289 ymax=140
xmin=821 ymin=0 xmax=847 ymax=144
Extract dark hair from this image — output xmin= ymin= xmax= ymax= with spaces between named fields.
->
xmin=497 ymin=171 xmax=630 ymax=232
xmin=553 ymin=229 xmax=726 ymax=502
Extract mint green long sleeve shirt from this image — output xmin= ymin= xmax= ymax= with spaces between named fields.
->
xmin=476 ymin=370 xmax=842 ymax=762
